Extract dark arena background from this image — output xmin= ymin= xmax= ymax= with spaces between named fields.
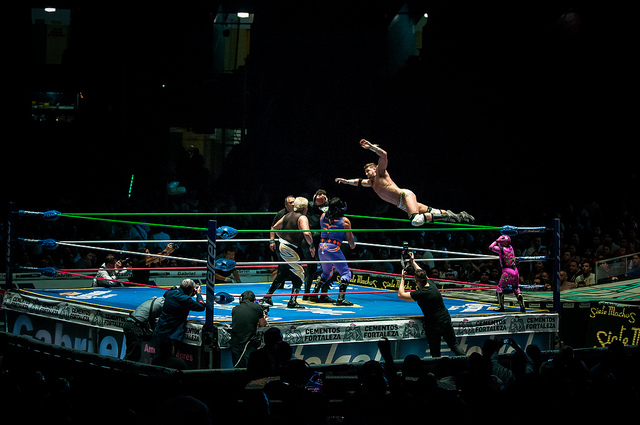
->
xmin=2 ymin=1 xmax=639 ymax=424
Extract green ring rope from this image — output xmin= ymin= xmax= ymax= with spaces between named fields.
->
xmin=60 ymin=213 xmax=500 ymax=233
xmin=63 ymin=212 xmax=274 ymax=217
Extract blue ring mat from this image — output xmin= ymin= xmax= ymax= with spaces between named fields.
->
xmin=17 ymin=283 xmax=527 ymax=324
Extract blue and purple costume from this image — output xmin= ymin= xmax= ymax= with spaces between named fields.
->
xmin=319 ymin=213 xmax=351 ymax=283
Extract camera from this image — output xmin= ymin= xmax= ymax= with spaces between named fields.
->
xmin=401 ymin=241 xmax=414 ymax=274
xmin=402 ymin=241 xmax=410 ymax=261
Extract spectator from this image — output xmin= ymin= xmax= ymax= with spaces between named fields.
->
xmin=559 ymin=270 xmax=577 ymax=291
xmin=565 ymin=260 xmax=580 ymax=282
xmin=523 ymin=236 xmax=542 ymax=256
xmin=524 ymin=261 xmax=546 ymax=285
xmin=596 ymin=234 xmax=619 ymax=258
xmin=215 ymin=246 xmax=242 ymax=283
xmin=74 ymin=250 xmax=96 ymax=269
xmin=540 ymin=271 xmax=552 ymax=291
xmin=149 ymin=226 xmax=171 ymax=253
xmin=626 ymin=230 xmax=638 ymax=253
xmin=596 ymin=258 xmax=620 ymax=284
xmin=474 ymin=268 xmax=495 ymax=285
xmin=129 ymin=247 xmax=153 ymax=285
xmin=485 ymin=338 xmax=534 ymax=389
xmin=575 ymin=260 xmax=596 ymax=286
xmin=92 ymin=254 xmax=128 ymax=287
xmin=371 ymin=247 xmax=394 ymax=274
xmin=628 ymin=253 xmax=640 ymax=278
xmin=246 ymin=327 xmax=287 ymax=380
xmin=355 ymin=244 xmax=375 ymax=272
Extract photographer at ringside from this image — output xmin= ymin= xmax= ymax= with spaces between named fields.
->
xmin=93 ymin=254 xmax=129 ymax=287
xmin=397 ymin=251 xmax=466 ymax=357
xmin=231 ymin=290 xmax=269 ymax=368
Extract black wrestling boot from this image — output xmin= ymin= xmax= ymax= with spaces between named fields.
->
xmin=335 ymin=282 xmax=353 ymax=306
xmin=430 ymin=210 xmax=475 ymax=224
xmin=261 ymin=276 xmax=284 ymax=306
xmin=497 ymin=292 xmax=505 ymax=312
xmin=517 ymin=294 xmax=526 ymax=313
xmin=303 ymin=273 xmax=314 ymax=301
xmin=287 ymin=288 xmax=305 ymax=309
xmin=459 ymin=211 xmax=475 ymax=224
xmin=317 ymin=279 xmax=335 ymax=303
xmin=310 ymin=277 xmax=324 ymax=302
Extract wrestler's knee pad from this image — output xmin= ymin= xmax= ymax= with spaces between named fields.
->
xmin=410 ymin=213 xmax=426 ymax=226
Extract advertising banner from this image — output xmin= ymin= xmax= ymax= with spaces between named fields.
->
xmin=585 ymin=302 xmax=640 ymax=348
xmin=3 ymin=289 xmax=559 ymax=369
xmin=215 ymin=313 xmax=558 ymax=349
xmin=2 ymin=290 xmax=204 ymax=346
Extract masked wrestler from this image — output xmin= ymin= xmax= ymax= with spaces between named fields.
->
xmin=312 ymin=197 xmax=356 ymax=305
xmin=489 ymin=235 xmax=526 ymax=313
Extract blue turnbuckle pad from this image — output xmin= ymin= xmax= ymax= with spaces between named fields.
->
xmin=214 ymin=292 xmax=235 ymax=304
xmin=500 ymin=225 xmax=519 ymax=236
xmin=17 ymin=210 xmax=61 ymax=221
xmin=18 ymin=238 xmax=59 ymax=249
xmin=42 ymin=239 xmax=60 ymax=250
xmin=43 ymin=210 xmax=62 ymax=221
xmin=18 ymin=266 xmax=59 ymax=277
xmin=216 ymin=226 xmax=238 ymax=239
xmin=40 ymin=266 xmax=60 ymax=277
xmin=214 ymin=258 xmax=236 ymax=272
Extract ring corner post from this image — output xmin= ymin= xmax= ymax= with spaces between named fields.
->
xmin=4 ymin=202 xmax=15 ymax=290
xmin=553 ymin=217 xmax=561 ymax=314
xmin=204 ymin=219 xmax=219 ymax=368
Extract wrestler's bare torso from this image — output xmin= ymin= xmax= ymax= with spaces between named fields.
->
xmin=362 ymin=166 xmax=403 ymax=205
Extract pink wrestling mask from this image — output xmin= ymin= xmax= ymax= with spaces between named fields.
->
xmin=497 ymin=235 xmax=511 ymax=246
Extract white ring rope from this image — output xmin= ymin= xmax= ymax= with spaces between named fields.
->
xmin=58 ymin=239 xmax=268 ymax=244
xmin=52 ymin=238 xmax=546 ymax=267
xmin=57 ymin=241 xmax=206 ymax=264
xmin=58 ymin=239 xmax=500 ymax=259
xmin=56 ymin=240 xmax=500 ymax=266
xmin=355 ymin=241 xmax=497 ymax=259
xmin=58 ymin=238 xmax=495 ymax=266
xmin=55 ymin=241 xmax=501 ymax=266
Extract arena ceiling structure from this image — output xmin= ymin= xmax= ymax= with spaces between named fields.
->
xmin=11 ymin=1 xmax=637 ymax=216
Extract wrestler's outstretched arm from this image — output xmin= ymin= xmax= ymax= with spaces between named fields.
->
xmin=360 ymin=139 xmax=387 ymax=172
xmin=335 ymin=177 xmax=371 ymax=187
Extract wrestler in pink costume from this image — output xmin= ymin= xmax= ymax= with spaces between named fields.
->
xmin=489 ymin=235 xmax=526 ymax=312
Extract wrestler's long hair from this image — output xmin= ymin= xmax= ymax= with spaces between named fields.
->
xmin=326 ymin=197 xmax=347 ymax=220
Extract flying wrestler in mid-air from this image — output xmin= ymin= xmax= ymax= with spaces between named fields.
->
xmin=335 ymin=139 xmax=474 ymax=226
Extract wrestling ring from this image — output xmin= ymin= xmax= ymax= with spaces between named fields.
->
xmin=3 ymin=204 xmax=563 ymax=368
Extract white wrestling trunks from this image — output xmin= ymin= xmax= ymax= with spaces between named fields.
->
xmin=397 ymin=189 xmax=415 ymax=212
